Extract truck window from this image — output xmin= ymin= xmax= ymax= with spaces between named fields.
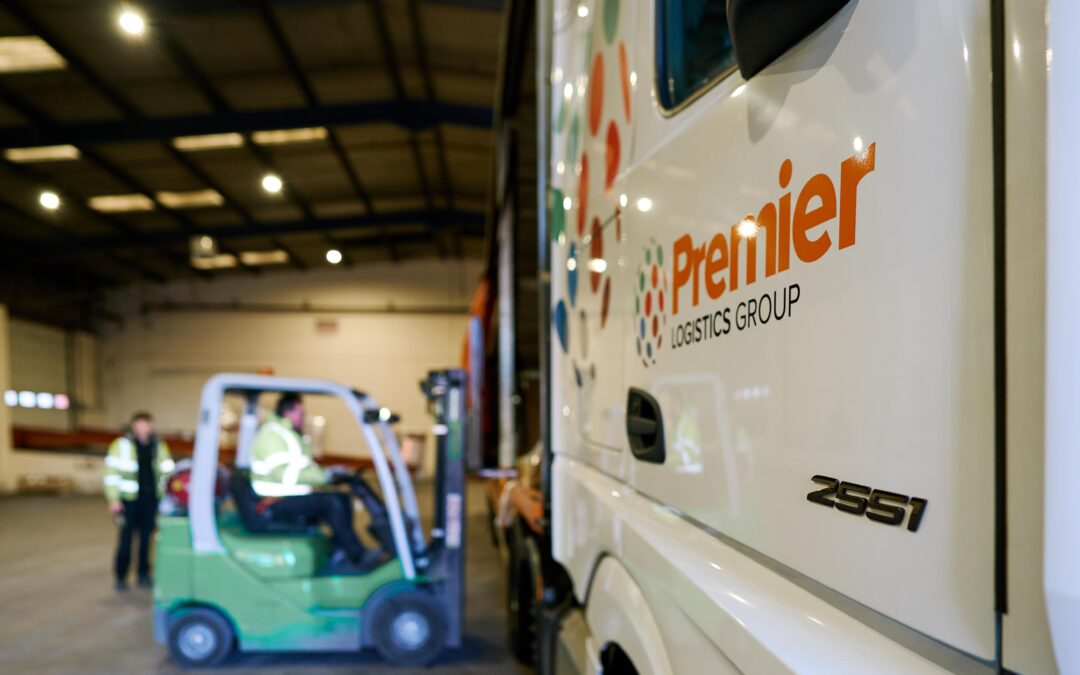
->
xmin=657 ymin=0 xmax=736 ymax=110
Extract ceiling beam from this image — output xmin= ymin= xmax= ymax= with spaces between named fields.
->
xmin=406 ymin=0 xmax=460 ymax=257
xmin=0 ymin=152 xmax=206 ymax=279
xmin=149 ymin=0 xmax=504 ymax=12
xmin=147 ymin=19 xmax=309 ymax=270
xmin=370 ymin=0 xmax=449 ymax=259
xmin=28 ymin=208 xmax=486 ymax=254
xmin=0 ymin=100 xmax=493 ymax=150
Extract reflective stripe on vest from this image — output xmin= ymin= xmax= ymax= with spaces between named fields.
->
xmin=104 ymin=475 xmax=139 ymax=494
xmin=252 ymin=422 xmax=310 ymax=488
xmin=105 ymin=455 xmax=139 ymax=472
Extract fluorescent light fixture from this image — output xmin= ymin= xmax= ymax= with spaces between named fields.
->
xmin=5 ymin=145 xmax=80 ymax=163
xmin=239 ymin=250 xmax=289 ymax=266
xmin=36 ymin=392 xmax=54 ymax=410
xmin=0 ymin=36 xmax=66 ymax=73
xmin=39 ymin=191 xmax=60 ymax=210
xmin=172 ymin=133 xmax=244 ymax=151
xmin=191 ymin=253 xmax=238 ymax=270
xmin=251 ymin=127 xmax=328 ymax=145
xmin=119 ymin=10 xmax=146 ymax=36
xmin=325 ymin=249 xmax=342 ymax=264
xmin=89 ymin=193 xmax=155 ymax=212
xmin=157 ymin=189 xmax=223 ymax=209
xmin=18 ymin=391 xmax=36 ymax=408
xmin=54 ymin=393 xmax=70 ymax=410
xmin=261 ymin=174 xmax=283 ymax=193
xmin=3 ymin=390 xmax=16 ymax=407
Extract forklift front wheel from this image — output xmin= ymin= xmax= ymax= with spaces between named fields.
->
xmin=167 ymin=607 xmax=235 ymax=668
xmin=370 ymin=589 xmax=448 ymax=666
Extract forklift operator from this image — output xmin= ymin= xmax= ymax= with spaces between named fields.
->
xmin=248 ymin=393 xmax=379 ymax=569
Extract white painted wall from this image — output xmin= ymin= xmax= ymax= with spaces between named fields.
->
xmin=8 ymin=318 xmax=73 ymax=430
xmin=100 ymin=260 xmax=481 ymax=476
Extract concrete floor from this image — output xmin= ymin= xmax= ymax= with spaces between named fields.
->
xmin=0 ymin=481 xmax=531 ymax=675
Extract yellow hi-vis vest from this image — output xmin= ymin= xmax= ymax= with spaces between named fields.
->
xmin=249 ymin=413 xmax=327 ymax=496
xmin=103 ymin=436 xmax=174 ymax=504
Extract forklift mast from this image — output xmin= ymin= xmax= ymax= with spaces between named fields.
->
xmin=421 ymin=368 xmax=468 ymax=648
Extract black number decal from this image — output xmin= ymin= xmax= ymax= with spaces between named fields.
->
xmin=834 ymin=482 xmax=871 ymax=515
xmin=806 ymin=475 xmax=838 ymax=508
xmin=866 ymin=490 xmax=908 ymax=525
xmin=907 ymin=497 xmax=928 ymax=532
xmin=807 ymin=475 xmax=928 ymax=533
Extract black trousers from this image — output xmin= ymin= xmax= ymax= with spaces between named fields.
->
xmin=266 ymin=492 xmax=368 ymax=561
xmin=115 ymin=498 xmax=156 ymax=580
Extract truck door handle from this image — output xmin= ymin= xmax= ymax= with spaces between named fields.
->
xmin=626 ymin=388 xmax=665 ymax=464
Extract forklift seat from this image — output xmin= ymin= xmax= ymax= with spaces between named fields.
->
xmin=229 ymin=469 xmax=318 ymax=536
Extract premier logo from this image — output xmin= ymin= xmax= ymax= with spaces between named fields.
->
xmin=672 ymin=143 xmax=876 ymax=314
xmin=636 ymin=143 xmax=877 ymax=361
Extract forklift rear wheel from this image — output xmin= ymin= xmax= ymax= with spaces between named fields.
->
xmin=167 ymin=607 xmax=235 ymax=668
xmin=370 ymin=589 xmax=448 ymax=666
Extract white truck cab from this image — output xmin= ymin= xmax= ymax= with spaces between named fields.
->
xmin=539 ymin=0 xmax=1077 ymax=672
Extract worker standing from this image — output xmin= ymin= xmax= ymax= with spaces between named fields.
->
xmin=104 ymin=412 xmax=174 ymax=591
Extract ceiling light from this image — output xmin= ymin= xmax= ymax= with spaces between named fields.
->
xmin=636 ymin=196 xmax=653 ymax=212
xmin=3 ymin=390 xmax=16 ymax=407
xmin=39 ymin=191 xmax=60 ymax=210
xmin=18 ymin=391 xmax=36 ymax=408
xmin=326 ymin=249 xmax=343 ymax=265
xmin=157 ymin=189 xmax=223 ymax=209
xmin=577 ymin=5 xmax=589 ymax=18
xmin=89 ymin=193 xmax=155 ymax=212
xmin=119 ymin=9 xmax=147 ymax=36
xmin=239 ymin=250 xmax=290 ymax=266
xmin=0 ymin=36 xmax=66 ymax=73
xmin=261 ymin=174 xmax=283 ymax=193
xmin=191 ymin=253 xmax=238 ymax=270
xmin=251 ymin=127 xmax=328 ymax=145
xmin=36 ymin=392 xmax=54 ymax=410
xmin=172 ymin=133 xmax=244 ymax=151
xmin=5 ymin=145 xmax=80 ymax=163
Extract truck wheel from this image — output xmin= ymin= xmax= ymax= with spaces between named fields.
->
xmin=167 ymin=607 xmax=234 ymax=668
xmin=370 ymin=589 xmax=447 ymax=666
xmin=508 ymin=558 xmax=539 ymax=664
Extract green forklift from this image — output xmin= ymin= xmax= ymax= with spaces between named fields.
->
xmin=153 ymin=370 xmax=468 ymax=667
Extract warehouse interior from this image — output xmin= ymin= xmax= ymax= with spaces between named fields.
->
xmin=7 ymin=0 xmax=1065 ymax=673
xmin=0 ymin=0 xmax=537 ymax=672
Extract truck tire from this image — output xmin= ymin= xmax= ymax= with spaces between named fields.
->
xmin=370 ymin=589 xmax=448 ymax=666
xmin=167 ymin=607 xmax=234 ymax=668
xmin=507 ymin=523 xmax=540 ymax=664
xmin=509 ymin=558 xmax=539 ymax=664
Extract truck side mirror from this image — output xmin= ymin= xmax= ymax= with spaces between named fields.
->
xmin=727 ymin=0 xmax=852 ymax=79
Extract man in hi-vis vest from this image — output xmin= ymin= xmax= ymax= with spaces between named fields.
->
xmin=104 ymin=411 xmax=173 ymax=591
xmin=250 ymin=393 xmax=328 ymax=496
xmin=249 ymin=393 xmax=378 ymax=570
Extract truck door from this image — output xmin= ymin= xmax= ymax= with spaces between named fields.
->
xmin=620 ymin=0 xmax=996 ymax=659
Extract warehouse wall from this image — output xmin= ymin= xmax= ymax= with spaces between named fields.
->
xmin=100 ymin=259 xmax=480 ymax=476
xmin=9 ymin=319 xmax=74 ymax=430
